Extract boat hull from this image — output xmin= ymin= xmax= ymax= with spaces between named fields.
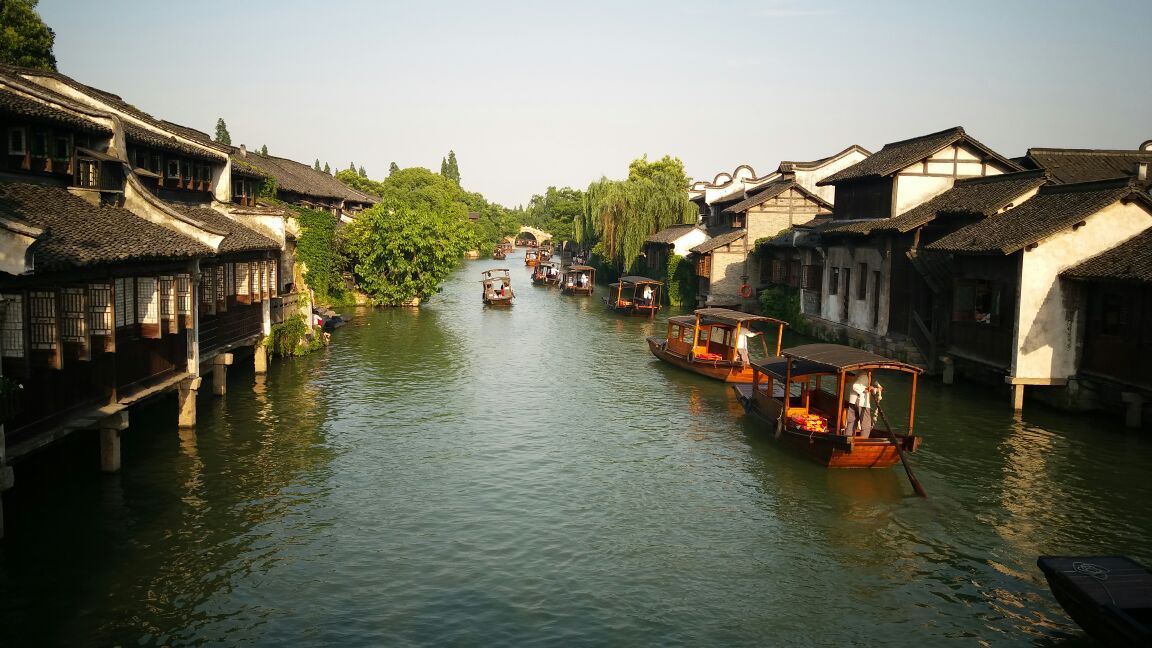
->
xmin=1037 ymin=555 xmax=1152 ymax=647
xmin=647 ymin=337 xmax=755 ymax=383
xmin=732 ymin=385 xmax=919 ymax=468
xmin=561 ymin=286 xmax=593 ymax=296
xmin=483 ymin=296 xmax=513 ymax=306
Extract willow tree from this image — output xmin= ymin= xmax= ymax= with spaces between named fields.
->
xmin=578 ymin=155 xmax=695 ymax=274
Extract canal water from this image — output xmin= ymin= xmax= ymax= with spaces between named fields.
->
xmin=2 ymin=253 xmax=1150 ymax=646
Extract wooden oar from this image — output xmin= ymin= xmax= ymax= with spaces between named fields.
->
xmin=873 ymin=400 xmax=927 ymax=498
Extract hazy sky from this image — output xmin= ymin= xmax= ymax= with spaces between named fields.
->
xmin=39 ymin=0 xmax=1152 ymax=206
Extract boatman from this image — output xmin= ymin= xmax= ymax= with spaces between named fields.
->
xmin=844 ymin=373 xmax=875 ymax=438
xmin=736 ymin=328 xmax=760 ymax=365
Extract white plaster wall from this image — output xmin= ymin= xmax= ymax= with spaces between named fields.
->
xmin=216 ymin=160 xmax=233 ymax=204
xmin=794 ymin=149 xmax=870 ymax=204
xmin=0 ymin=229 xmax=39 ymax=274
xmin=820 ymin=245 xmax=888 ymax=333
xmin=122 ymin=175 xmax=224 ymax=249
xmin=1013 ymin=202 xmax=1152 ymax=380
xmin=671 ymin=228 xmax=708 ymax=257
xmin=892 ymin=175 xmax=955 ymax=215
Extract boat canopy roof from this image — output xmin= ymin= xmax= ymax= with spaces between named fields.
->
xmin=695 ymin=308 xmax=787 ymax=326
xmin=754 ymin=343 xmax=923 ymax=375
xmin=668 ymin=315 xmax=696 ymax=326
xmin=482 ymin=268 xmax=510 ymax=276
xmin=618 ymin=276 xmax=663 ymax=285
xmin=566 ymin=265 xmax=595 ymax=272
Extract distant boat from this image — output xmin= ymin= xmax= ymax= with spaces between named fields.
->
xmin=532 ymin=261 xmax=561 ymax=286
xmin=481 ymin=268 xmax=514 ymax=306
xmin=561 ymin=265 xmax=595 ymax=296
xmin=731 ymin=343 xmax=923 ymax=468
xmin=647 ymin=307 xmax=787 ymax=383
xmin=493 ymin=242 xmax=512 ymax=260
xmin=524 ymin=249 xmax=539 ymax=267
xmin=605 ymin=276 xmax=662 ymax=318
xmin=1037 ymin=555 xmax=1152 ymax=647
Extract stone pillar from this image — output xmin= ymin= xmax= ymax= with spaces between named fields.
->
xmin=254 ymin=344 xmax=268 ymax=375
xmin=1121 ymin=392 xmax=1146 ymax=429
xmin=0 ymin=423 xmax=11 ymax=540
xmin=99 ymin=411 xmax=129 ymax=473
xmin=212 ymin=353 xmax=233 ymax=397
xmin=178 ymin=376 xmax=201 ymax=429
xmin=940 ymin=356 xmax=954 ymax=385
xmin=1011 ymin=384 xmax=1026 ymax=411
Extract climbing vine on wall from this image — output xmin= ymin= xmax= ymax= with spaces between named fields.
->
xmin=664 ymin=254 xmax=697 ymax=307
xmin=293 ymin=206 xmax=348 ymax=305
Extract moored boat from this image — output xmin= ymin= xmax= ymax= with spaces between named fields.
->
xmin=1037 ymin=555 xmax=1152 ymax=647
xmin=605 ymin=276 xmax=662 ymax=318
xmin=481 ymin=268 xmax=514 ymax=305
xmin=561 ymin=265 xmax=595 ymax=296
xmin=646 ymin=308 xmax=787 ymax=383
xmin=731 ymin=343 xmax=923 ymax=468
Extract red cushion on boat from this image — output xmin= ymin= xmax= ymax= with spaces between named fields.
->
xmin=789 ymin=413 xmax=828 ymax=433
xmin=695 ymin=352 xmax=722 ymax=361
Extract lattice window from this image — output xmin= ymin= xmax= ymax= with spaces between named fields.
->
xmin=801 ymin=265 xmax=823 ymax=291
xmin=1 ymin=293 xmax=24 ymax=358
xmin=215 ymin=266 xmax=226 ymax=303
xmin=114 ymin=277 xmax=136 ymax=327
xmin=236 ymin=262 xmax=250 ymax=297
xmin=29 ymin=290 xmax=57 ymax=349
xmin=225 ymin=264 xmax=235 ymax=296
xmin=61 ymin=287 xmax=87 ymax=342
xmin=176 ymin=274 xmax=190 ymax=316
xmin=137 ymin=277 xmax=159 ymax=324
xmin=88 ymin=284 xmax=112 ymax=335
xmin=159 ymin=276 xmax=174 ymax=319
xmin=258 ymin=260 xmax=268 ymax=299
xmin=268 ymin=261 xmax=277 ymax=297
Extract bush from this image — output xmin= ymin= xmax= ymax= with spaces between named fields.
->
xmin=264 ymin=315 xmax=324 ymax=357
xmin=664 ymin=254 xmax=696 ymax=307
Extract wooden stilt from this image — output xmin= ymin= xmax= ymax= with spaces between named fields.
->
xmin=178 ymin=376 xmax=201 ymax=429
xmin=212 ymin=353 xmax=233 ymax=396
xmin=254 ymin=344 xmax=268 ymax=375
xmin=99 ymin=412 xmax=129 ymax=473
xmin=1011 ymin=383 xmax=1025 ymax=411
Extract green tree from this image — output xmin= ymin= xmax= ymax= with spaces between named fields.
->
xmin=389 ymin=162 xmax=399 ymax=176
xmin=358 ymin=165 xmax=367 ymax=178
xmin=214 ymin=118 xmax=231 ymax=146
xmin=314 ymin=159 xmax=321 ymax=171
xmin=349 ymin=161 xmax=356 ymax=172
xmin=440 ymin=157 xmax=448 ymax=177
xmin=578 ymin=155 xmax=695 ymax=274
xmin=0 ymin=0 xmax=56 ymax=71
xmin=335 ymin=168 xmax=384 ymax=197
xmin=445 ymin=150 xmax=460 ymax=185
xmin=344 ymin=197 xmax=475 ymax=305
xmin=260 ymin=144 xmax=268 ymax=156
xmin=322 ymin=162 xmax=331 ymax=175
xmin=293 ymin=206 xmax=347 ymax=305
xmin=524 ymin=186 xmax=582 ymax=243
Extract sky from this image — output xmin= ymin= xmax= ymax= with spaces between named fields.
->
xmin=38 ymin=0 xmax=1152 ymax=207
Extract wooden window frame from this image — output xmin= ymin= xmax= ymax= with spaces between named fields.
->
xmin=7 ymin=127 xmax=27 ymax=155
xmin=857 ymin=263 xmax=868 ymax=300
xmin=828 ymin=267 xmax=840 ymax=296
xmin=1 ymin=293 xmax=25 ymax=358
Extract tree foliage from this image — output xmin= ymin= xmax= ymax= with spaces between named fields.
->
xmin=523 ymin=186 xmax=582 ymax=243
xmin=388 ymin=162 xmax=399 ymax=176
xmin=322 ymin=162 xmax=331 ymax=175
xmin=214 ymin=118 xmax=231 ymax=146
xmin=358 ymin=165 xmax=366 ymax=177
xmin=0 ymin=0 xmax=56 ymax=70
xmin=314 ymin=159 xmax=321 ymax=171
xmin=260 ymin=144 xmax=268 ymax=156
xmin=445 ymin=150 xmax=460 ymax=185
xmin=344 ymin=197 xmax=475 ymax=305
xmin=578 ymin=155 xmax=695 ymax=274
xmin=293 ymin=206 xmax=347 ymax=305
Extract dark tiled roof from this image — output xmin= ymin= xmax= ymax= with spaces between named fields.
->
xmin=1 ymin=64 xmax=230 ymax=156
xmin=646 ymin=223 xmax=700 ymax=244
xmin=723 ymin=179 xmax=832 ymax=214
xmin=871 ymin=170 xmax=1049 ymax=234
xmin=230 ymin=153 xmax=377 ymax=204
xmin=928 ymin=178 xmax=1150 ymax=255
xmin=124 ymin=123 xmax=219 ymax=161
xmin=0 ymin=84 xmax=111 ymax=134
xmin=0 ymin=182 xmax=211 ymax=271
xmin=1021 ymin=148 xmax=1152 ymax=189
xmin=1061 ymin=228 xmax=1152 ymax=284
xmin=818 ymin=127 xmax=1020 ymax=186
xmin=690 ymin=228 xmax=747 ymax=253
xmin=809 ymin=218 xmax=883 ymax=236
xmin=165 ymin=203 xmax=280 ymax=253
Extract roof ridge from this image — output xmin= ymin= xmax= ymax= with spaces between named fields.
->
xmin=1028 ymin=147 xmax=1152 ymax=157
xmin=954 ymin=169 xmax=1049 ymax=186
xmin=1037 ymin=176 xmax=1137 ymax=195
xmin=878 ymin=126 xmax=964 ymax=150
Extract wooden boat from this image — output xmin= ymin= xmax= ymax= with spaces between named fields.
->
xmin=1037 ymin=555 xmax=1152 ymax=647
xmin=731 ymin=343 xmax=923 ymax=468
xmin=532 ymin=261 xmax=561 ymax=286
xmin=539 ymin=248 xmax=553 ymax=264
xmin=480 ymin=268 xmax=514 ymax=305
xmin=524 ymin=249 xmax=539 ymax=267
xmin=646 ymin=308 xmax=787 ymax=383
xmin=492 ymin=242 xmax=512 ymax=260
xmin=561 ymin=265 xmax=595 ymax=296
xmin=605 ymin=276 xmax=662 ymax=318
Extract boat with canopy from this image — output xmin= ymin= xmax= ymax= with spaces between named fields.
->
xmin=480 ymin=268 xmax=514 ymax=305
xmin=647 ymin=308 xmax=787 ymax=382
xmin=605 ymin=276 xmax=662 ymax=318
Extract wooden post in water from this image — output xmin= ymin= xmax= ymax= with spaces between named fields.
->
xmin=99 ymin=411 xmax=129 ymax=473
xmin=254 ymin=344 xmax=268 ymax=375
xmin=212 ymin=353 xmax=233 ymax=396
xmin=178 ymin=376 xmax=201 ymax=429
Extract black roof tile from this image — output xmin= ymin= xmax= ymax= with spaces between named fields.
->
xmin=1061 ymin=228 xmax=1152 ymax=284
xmin=818 ymin=127 xmax=1020 ymax=186
xmin=164 ymin=203 xmax=279 ymax=253
xmin=1021 ymin=148 xmax=1152 ymax=189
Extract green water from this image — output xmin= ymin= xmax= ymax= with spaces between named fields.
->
xmin=2 ymin=254 xmax=1149 ymax=646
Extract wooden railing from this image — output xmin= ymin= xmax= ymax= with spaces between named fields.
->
xmin=271 ymin=292 xmax=307 ymax=325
